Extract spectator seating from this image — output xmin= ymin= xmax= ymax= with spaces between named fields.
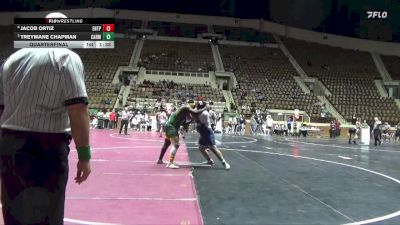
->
xmin=283 ymin=38 xmax=380 ymax=79
xmin=127 ymin=81 xmax=226 ymax=113
xmin=284 ymin=38 xmax=400 ymax=124
xmin=214 ymin=26 xmax=275 ymax=43
xmin=116 ymin=19 xmax=143 ymax=33
xmin=148 ymin=21 xmax=207 ymax=38
xmin=75 ymin=38 xmax=135 ymax=109
xmin=219 ymin=44 xmax=325 ymax=121
xmin=140 ymin=40 xmax=214 ymax=72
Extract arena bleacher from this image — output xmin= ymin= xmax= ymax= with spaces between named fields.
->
xmin=140 ymin=40 xmax=214 ymax=72
xmin=148 ymin=21 xmax=208 ymax=38
xmin=115 ymin=19 xmax=143 ymax=33
xmin=0 ymin=20 xmax=398 ymax=126
xmin=127 ymin=81 xmax=226 ymax=112
xmin=284 ymin=38 xmax=400 ymax=124
xmin=219 ymin=44 xmax=325 ymax=121
xmin=214 ymin=26 xmax=275 ymax=43
xmin=75 ymin=38 xmax=135 ymax=110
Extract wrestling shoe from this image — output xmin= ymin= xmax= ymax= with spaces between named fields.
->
xmin=166 ymin=162 xmax=180 ymax=169
xmin=222 ymin=161 xmax=230 ymax=170
xmin=202 ymin=159 xmax=215 ymax=165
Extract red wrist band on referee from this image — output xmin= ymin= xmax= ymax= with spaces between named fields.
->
xmin=77 ymin=146 xmax=91 ymax=161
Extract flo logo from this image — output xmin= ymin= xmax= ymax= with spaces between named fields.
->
xmin=366 ymin=11 xmax=388 ymax=19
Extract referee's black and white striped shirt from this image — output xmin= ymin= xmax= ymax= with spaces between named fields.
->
xmin=0 ymin=48 xmax=88 ymax=133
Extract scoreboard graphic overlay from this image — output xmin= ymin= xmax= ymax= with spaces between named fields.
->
xmin=14 ymin=18 xmax=115 ymax=49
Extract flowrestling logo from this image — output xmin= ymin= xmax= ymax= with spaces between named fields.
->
xmin=366 ymin=11 xmax=388 ymax=19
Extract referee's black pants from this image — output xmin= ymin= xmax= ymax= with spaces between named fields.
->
xmin=0 ymin=129 xmax=71 ymax=225
xmin=349 ymin=128 xmax=356 ymax=144
xmin=120 ymin=119 xmax=129 ymax=134
xmin=373 ymin=129 xmax=382 ymax=146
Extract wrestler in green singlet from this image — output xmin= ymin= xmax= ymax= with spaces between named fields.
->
xmin=157 ymin=103 xmax=206 ymax=169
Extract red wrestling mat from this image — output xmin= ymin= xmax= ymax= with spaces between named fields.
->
xmin=64 ymin=130 xmax=203 ymax=225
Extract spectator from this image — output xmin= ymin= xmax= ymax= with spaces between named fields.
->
xmin=103 ymin=98 xmax=112 ymax=105
xmin=104 ymin=109 xmax=110 ymax=129
xmin=109 ymin=110 xmax=117 ymax=129
xmin=238 ymin=115 xmax=245 ymax=135
xmin=266 ymin=115 xmax=274 ymax=135
xmin=282 ymin=124 xmax=288 ymax=136
xmin=287 ymin=116 xmax=293 ymax=134
xmin=335 ymin=120 xmax=341 ymax=137
xmin=373 ymin=117 xmax=382 ymax=146
xmin=329 ymin=120 xmax=336 ymax=138
xmin=97 ymin=110 xmax=104 ymax=129
xmin=395 ymin=123 xmax=400 ymax=141
xmin=274 ymin=124 xmax=280 ymax=135
xmin=299 ymin=123 xmax=308 ymax=137
xmin=91 ymin=117 xmax=98 ymax=129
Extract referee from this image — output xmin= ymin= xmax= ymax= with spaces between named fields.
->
xmin=0 ymin=12 xmax=91 ymax=225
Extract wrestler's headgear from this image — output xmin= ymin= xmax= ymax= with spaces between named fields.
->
xmin=196 ymin=101 xmax=206 ymax=110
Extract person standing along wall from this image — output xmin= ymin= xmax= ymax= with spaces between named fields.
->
xmin=97 ymin=110 xmax=104 ymax=129
xmin=109 ymin=110 xmax=116 ymax=129
xmin=373 ymin=117 xmax=382 ymax=146
xmin=104 ymin=109 xmax=110 ymax=129
xmin=119 ymin=107 xmax=130 ymax=135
